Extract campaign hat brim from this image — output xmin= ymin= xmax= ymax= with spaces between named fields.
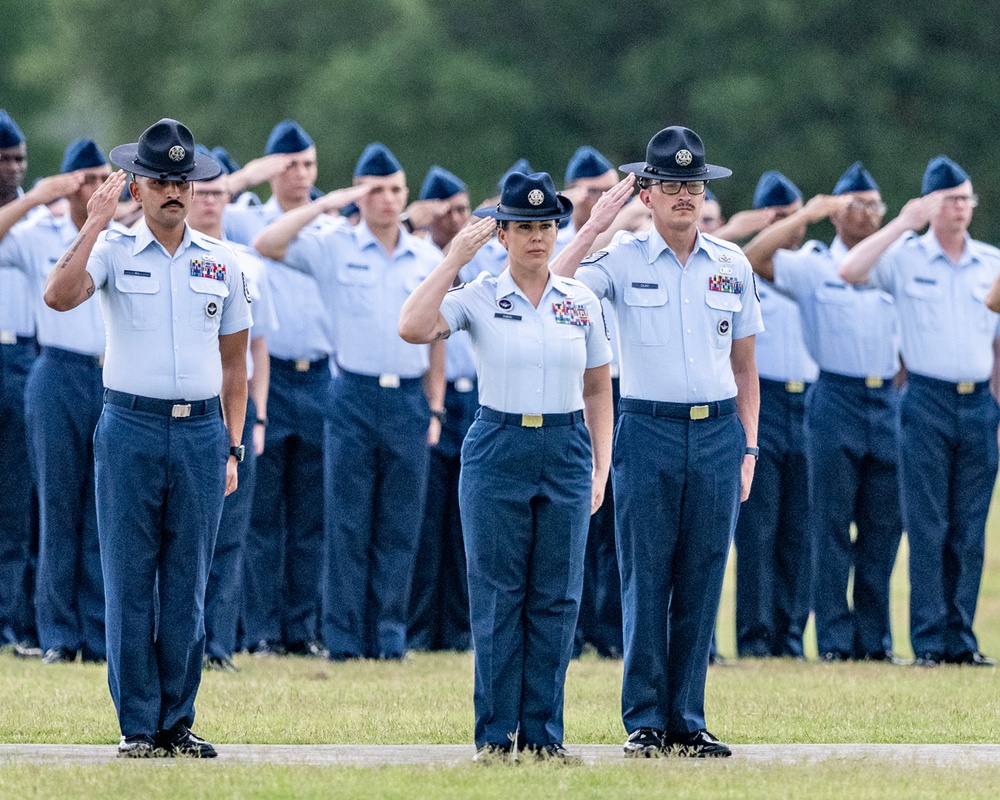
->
xmin=473 ymin=195 xmax=573 ymax=222
xmin=619 ymin=160 xmax=732 ymax=181
xmin=110 ymin=143 xmax=222 ymax=181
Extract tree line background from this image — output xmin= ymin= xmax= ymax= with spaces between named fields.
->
xmin=4 ymin=0 xmax=999 ymax=240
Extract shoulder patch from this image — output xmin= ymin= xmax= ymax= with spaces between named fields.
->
xmin=447 ymin=283 xmax=466 ymax=293
xmin=242 ymin=272 xmax=252 ymax=303
xmin=580 ymin=250 xmax=609 ymax=265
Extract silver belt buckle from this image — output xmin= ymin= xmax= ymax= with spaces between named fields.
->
xmin=379 ymin=373 xmax=401 ymax=389
xmin=455 ymin=377 xmax=474 ymax=393
xmin=0 ymin=330 xmax=17 ymax=345
xmin=171 ymin=403 xmax=192 ymax=418
xmin=294 ymin=359 xmax=311 ymax=372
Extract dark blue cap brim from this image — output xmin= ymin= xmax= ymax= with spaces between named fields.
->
xmin=110 ymin=143 xmax=222 ymax=181
xmin=473 ymin=195 xmax=573 ymax=222
xmin=619 ymin=160 xmax=732 ymax=181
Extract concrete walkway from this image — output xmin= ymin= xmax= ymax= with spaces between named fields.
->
xmin=3 ymin=744 xmax=1000 ymax=766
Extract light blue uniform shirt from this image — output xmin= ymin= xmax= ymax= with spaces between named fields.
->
xmin=86 ymin=220 xmax=253 ymax=400
xmin=754 ymin=280 xmax=819 ymax=383
xmin=285 ymin=220 xmax=441 ymax=378
xmin=774 ymin=238 xmax=899 ymax=378
xmin=869 ymin=230 xmax=1000 ymax=382
xmin=224 ymin=197 xmax=334 ymax=362
xmin=0 ymin=268 xmax=35 ymax=339
xmin=441 ymin=268 xmax=611 ymax=413
xmin=0 ymin=210 xmax=105 ymax=354
xmin=232 ymin=241 xmax=279 ymax=380
xmin=576 ymin=227 xmax=764 ymax=403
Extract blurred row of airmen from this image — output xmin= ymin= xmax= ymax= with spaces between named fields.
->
xmin=1 ymin=108 xmax=997 ymax=670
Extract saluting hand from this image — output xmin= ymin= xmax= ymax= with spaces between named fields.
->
xmin=447 ymin=215 xmax=496 ymax=266
xmin=584 ymin=174 xmax=636 ymax=234
xmin=234 ymin=153 xmax=297 ymax=188
xmin=802 ymin=194 xmax=852 ymax=223
xmin=315 ymin=183 xmax=372 ymax=215
xmin=86 ymin=171 xmax=128 ymax=231
xmin=897 ymin=193 xmax=940 ymax=231
xmin=25 ymin=172 xmax=86 ymax=206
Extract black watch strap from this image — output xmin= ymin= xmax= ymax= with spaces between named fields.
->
xmin=745 ymin=446 xmax=760 ymax=459
xmin=230 ymin=445 xmax=246 ymax=463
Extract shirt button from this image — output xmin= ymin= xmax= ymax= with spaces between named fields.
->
xmin=689 ymin=358 xmax=695 ymax=363
xmin=686 ymin=329 xmax=692 ymax=334
xmin=684 ymin=298 xmax=690 ymax=304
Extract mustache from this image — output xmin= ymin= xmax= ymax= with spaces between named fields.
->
xmin=161 ymin=199 xmax=184 ymax=208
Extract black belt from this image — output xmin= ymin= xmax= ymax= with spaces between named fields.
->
xmin=759 ymin=377 xmax=810 ymax=394
xmin=819 ymin=370 xmax=894 ymax=390
xmin=478 ymin=406 xmax=584 ymax=428
xmin=907 ymin=373 xmax=989 ymax=396
xmin=104 ymin=389 xmax=220 ymax=418
xmin=271 ymin=355 xmax=329 ymax=373
xmin=41 ymin=346 xmax=104 ymax=369
xmin=619 ymin=397 xmax=737 ymax=420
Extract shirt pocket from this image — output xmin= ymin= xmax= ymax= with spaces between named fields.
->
xmin=903 ymin=278 xmax=943 ymax=330
xmin=814 ymin=283 xmax=853 ymax=335
xmin=117 ymin=272 xmax=161 ymax=330
xmin=622 ymin=283 xmax=670 ymax=345
xmin=336 ymin=263 xmax=377 ymax=317
xmin=189 ymin=277 xmax=230 ymax=332
xmin=705 ymin=290 xmax=742 ymax=349
xmin=969 ymin=281 xmax=997 ymax=333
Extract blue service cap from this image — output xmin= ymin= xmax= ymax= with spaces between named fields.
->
xmin=752 ymin=171 xmax=802 ymax=209
xmin=832 ymin=162 xmax=879 ymax=195
xmin=704 ymin=188 xmax=718 ymax=203
xmin=341 ymin=202 xmax=360 ymax=218
xmin=60 ymin=139 xmax=107 ymax=174
xmin=419 ymin=165 xmax=467 ymax=201
xmin=498 ymin=159 xmax=533 ymax=192
xmin=922 ymin=155 xmax=970 ymax=195
xmin=565 ymin=146 xmax=615 ymax=185
xmin=211 ymin=147 xmax=240 ymax=175
xmin=354 ymin=142 xmax=403 ymax=177
xmin=0 ymin=110 xmax=25 ymax=148
xmin=265 ymin=120 xmax=314 ymax=156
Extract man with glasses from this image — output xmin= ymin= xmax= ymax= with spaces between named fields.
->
xmin=553 ymin=126 xmax=762 ymax=757
xmin=839 ymin=156 xmax=999 ymax=668
xmin=743 ymin=163 xmax=905 ymax=664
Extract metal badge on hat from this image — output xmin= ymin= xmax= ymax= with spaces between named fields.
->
xmin=528 ymin=190 xmax=544 ymax=206
xmin=169 ymin=146 xmax=186 ymax=162
xmin=675 ymin=149 xmax=693 ymax=166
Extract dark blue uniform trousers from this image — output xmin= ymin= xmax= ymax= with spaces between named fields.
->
xmin=25 ymin=347 xmax=105 ymax=658
xmin=616 ymin=399 xmax=743 ymax=736
xmin=901 ymin=375 xmax=999 ymax=659
xmin=0 ymin=338 xmax=36 ymax=645
xmin=94 ymin=396 xmax=227 ymax=737
xmin=205 ymin=398 xmax=257 ymax=660
xmin=407 ymin=379 xmax=477 ymax=652
xmin=322 ymin=370 xmax=430 ymax=659
xmin=808 ymin=372 xmax=901 ymax=658
xmin=461 ymin=410 xmax=591 ymax=749
xmin=244 ymin=359 xmax=328 ymax=648
xmin=734 ymin=379 xmax=812 ymax=658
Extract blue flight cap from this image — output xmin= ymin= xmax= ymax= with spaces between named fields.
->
xmin=498 ymin=158 xmax=533 ymax=192
xmin=60 ymin=139 xmax=107 ymax=174
xmin=341 ymin=202 xmax=360 ymax=218
xmin=922 ymin=155 xmax=970 ymax=195
xmin=354 ymin=142 xmax=403 ymax=177
xmin=752 ymin=171 xmax=802 ymax=209
xmin=419 ymin=165 xmax=467 ymax=201
xmin=265 ymin=120 xmax=314 ymax=156
xmin=565 ymin=146 xmax=615 ymax=185
xmin=705 ymin=188 xmax=718 ymax=203
xmin=310 ymin=186 xmax=325 ymax=201
xmin=0 ymin=110 xmax=25 ymax=148
xmin=832 ymin=162 xmax=880 ymax=195
xmin=211 ymin=147 xmax=240 ymax=175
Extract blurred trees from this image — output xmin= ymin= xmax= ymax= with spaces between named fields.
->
xmin=3 ymin=0 xmax=999 ymax=236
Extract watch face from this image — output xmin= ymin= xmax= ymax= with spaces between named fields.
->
xmin=230 ymin=445 xmax=246 ymax=463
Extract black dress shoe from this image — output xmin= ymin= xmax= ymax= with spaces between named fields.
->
xmin=524 ymin=743 xmax=582 ymax=763
xmin=12 ymin=643 xmax=43 ymax=659
xmin=861 ymin=651 xmax=910 ymax=666
xmin=328 ymin=651 xmax=362 ymax=662
xmin=819 ymin=651 xmax=850 ymax=662
xmin=913 ymin=652 xmax=943 ymax=667
xmin=662 ymin=729 xmax=732 ymax=758
xmin=285 ymin=640 xmax=327 ymax=658
xmin=472 ymin=742 xmax=515 ymax=764
xmin=204 ymin=655 xmax=238 ymax=672
xmin=946 ymin=651 xmax=996 ymax=667
xmin=118 ymin=734 xmax=156 ymax=758
xmin=154 ymin=723 xmax=217 ymax=758
xmin=623 ymin=726 xmax=664 ymax=758
xmin=248 ymin=640 xmax=285 ymax=656
xmin=41 ymin=647 xmax=77 ymax=664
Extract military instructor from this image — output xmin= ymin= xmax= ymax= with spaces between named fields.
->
xmin=44 ymin=119 xmax=252 ymax=757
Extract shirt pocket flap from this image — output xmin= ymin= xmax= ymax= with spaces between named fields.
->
xmin=705 ymin=291 xmax=742 ymax=313
xmin=904 ymin=279 xmax=942 ymax=300
xmin=623 ymin=283 xmax=668 ymax=308
xmin=189 ymin=276 xmax=230 ymax=297
xmin=117 ymin=273 xmax=160 ymax=294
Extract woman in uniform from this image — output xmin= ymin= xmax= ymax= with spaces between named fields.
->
xmin=399 ymin=171 xmax=613 ymax=762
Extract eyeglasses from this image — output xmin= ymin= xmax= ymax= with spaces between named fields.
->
xmin=193 ymin=189 xmax=229 ymax=201
xmin=650 ymin=180 xmax=707 ymax=195
xmin=849 ymin=199 xmax=887 ymax=214
xmin=941 ymin=194 xmax=979 ymax=208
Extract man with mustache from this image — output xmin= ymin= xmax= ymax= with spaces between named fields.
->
xmin=44 ymin=118 xmax=252 ymax=757
xmin=0 ymin=139 xmax=112 ymax=665
xmin=553 ymin=126 xmax=762 ymax=757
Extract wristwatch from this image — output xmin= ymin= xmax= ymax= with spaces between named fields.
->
xmin=229 ymin=445 xmax=246 ymax=463
xmin=745 ymin=446 xmax=760 ymax=459
xmin=430 ymin=408 xmax=447 ymax=424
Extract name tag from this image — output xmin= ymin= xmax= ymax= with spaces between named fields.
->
xmin=494 ymin=313 xmax=522 ymax=321
xmin=913 ymin=276 xmax=937 ymax=285
xmin=347 ymin=263 xmax=369 ymax=271
xmin=630 ymin=282 xmax=658 ymax=290
xmin=124 ymin=269 xmax=151 ymax=277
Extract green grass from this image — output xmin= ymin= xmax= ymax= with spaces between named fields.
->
xmin=2 ymin=488 xmax=999 ymax=797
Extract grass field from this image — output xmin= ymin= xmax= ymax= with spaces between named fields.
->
xmin=2 ymin=494 xmax=998 ymax=798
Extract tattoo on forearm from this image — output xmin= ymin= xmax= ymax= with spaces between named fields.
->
xmin=86 ymin=285 xmax=95 ymax=297
xmin=56 ymin=235 xmax=83 ymax=270
xmin=432 ymin=329 xmax=451 ymax=341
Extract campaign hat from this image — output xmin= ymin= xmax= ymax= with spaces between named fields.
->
xmin=110 ymin=118 xmax=221 ymax=181
xmin=473 ymin=171 xmax=572 ymax=222
xmin=620 ymin=126 xmax=732 ymax=182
